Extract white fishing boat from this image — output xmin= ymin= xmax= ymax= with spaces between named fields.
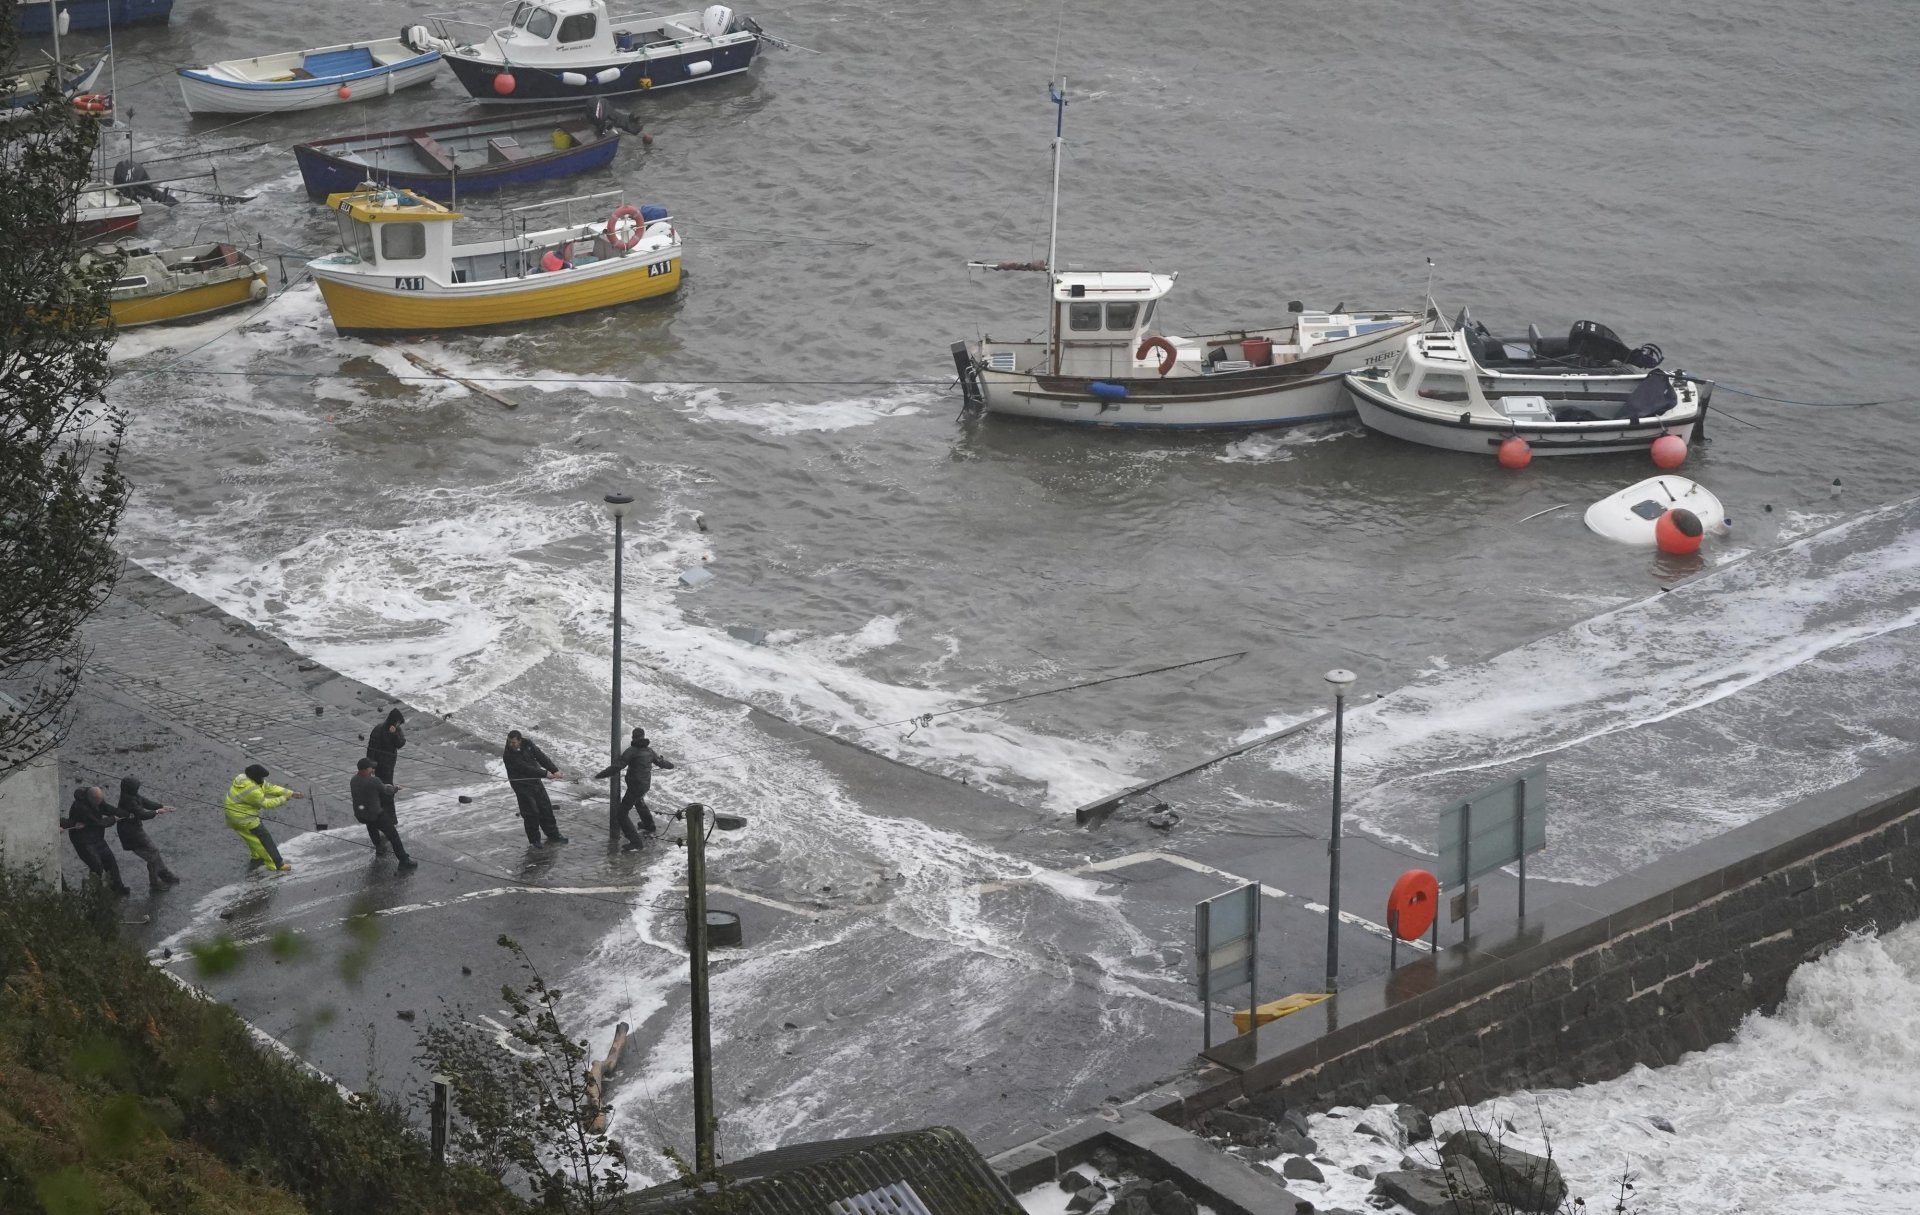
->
xmin=306 ymin=185 xmax=681 ymax=334
xmin=1585 ymin=476 xmax=1727 ymax=546
xmin=952 ymin=83 xmax=1425 ymax=430
xmin=1344 ymin=311 xmax=1709 ymax=458
xmin=177 ymin=38 xmax=441 ymax=115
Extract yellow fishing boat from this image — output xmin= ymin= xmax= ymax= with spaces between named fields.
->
xmin=91 ymin=242 xmax=270 ymax=328
xmin=306 ymin=186 xmax=682 ymax=334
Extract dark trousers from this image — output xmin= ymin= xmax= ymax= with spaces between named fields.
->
xmin=511 ymin=780 xmax=561 ymax=844
xmin=364 ymin=813 xmax=412 ymax=864
xmin=614 ymin=784 xmax=654 ymax=846
xmin=70 ymin=833 xmax=128 ymax=892
xmin=128 ymin=844 xmax=177 ymax=888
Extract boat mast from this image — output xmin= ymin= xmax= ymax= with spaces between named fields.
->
xmin=1046 ymin=78 xmax=1066 ymax=373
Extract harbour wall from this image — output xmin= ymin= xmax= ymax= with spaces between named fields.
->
xmin=993 ymin=755 xmax=1920 ymax=1206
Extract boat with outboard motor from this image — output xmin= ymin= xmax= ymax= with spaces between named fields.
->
xmin=87 ymin=242 xmax=270 ymax=328
xmin=1343 ymin=311 xmax=1708 ymax=458
xmin=293 ymin=103 xmax=632 ymax=201
xmin=177 ymin=37 xmax=442 ymax=114
xmin=306 ymin=184 xmax=681 ymax=334
xmin=952 ymin=82 xmax=1426 ymax=429
xmin=407 ymin=1 xmax=765 ymax=103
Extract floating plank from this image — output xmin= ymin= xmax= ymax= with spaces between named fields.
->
xmin=1072 ymin=711 xmax=1331 ymax=826
xmin=401 ymin=349 xmax=517 ymax=410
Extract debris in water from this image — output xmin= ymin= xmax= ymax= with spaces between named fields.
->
xmin=678 ymin=566 xmax=714 ymax=588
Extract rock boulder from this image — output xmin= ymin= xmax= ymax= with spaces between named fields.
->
xmin=1438 ymin=1130 xmax=1568 ymax=1212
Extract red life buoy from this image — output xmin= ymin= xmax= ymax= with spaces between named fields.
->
xmin=71 ymin=93 xmax=111 ymax=114
xmin=605 ymin=204 xmax=645 ymax=251
xmin=1387 ymin=869 xmax=1439 ymax=940
xmin=1135 ymin=335 xmax=1178 ymax=377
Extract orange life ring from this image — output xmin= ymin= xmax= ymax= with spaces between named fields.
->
xmin=1135 ymin=335 xmax=1178 ymax=378
xmin=1387 ymin=869 xmax=1439 ymax=940
xmin=605 ymin=204 xmax=645 ymax=251
xmin=71 ymin=93 xmax=111 ymax=114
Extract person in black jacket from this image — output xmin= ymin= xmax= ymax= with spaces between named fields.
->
xmin=593 ymin=727 xmax=675 ymax=851
xmin=114 ymin=776 xmax=179 ymax=889
xmin=350 ymin=757 xmax=416 ymax=870
xmin=503 ymin=730 xmax=567 ymax=847
xmin=367 ymin=708 xmax=406 ymax=816
xmin=60 ymin=786 xmax=130 ymax=896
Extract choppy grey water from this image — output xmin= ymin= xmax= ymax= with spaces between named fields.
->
xmin=56 ymin=0 xmax=1920 ymax=1164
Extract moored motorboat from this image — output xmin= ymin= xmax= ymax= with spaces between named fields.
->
xmin=1344 ymin=312 xmax=1708 ymax=458
xmin=952 ymin=82 xmax=1426 ymax=430
xmin=1584 ymin=476 xmax=1727 ymax=546
xmin=2 ymin=51 xmax=106 ymax=114
xmin=306 ymin=185 xmax=681 ymax=334
xmin=12 ymin=0 xmax=171 ymax=36
xmin=72 ymin=184 xmax=142 ymax=240
xmin=177 ymin=38 xmax=441 ymax=115
xmin=407 ymin=0 xmax=764 ymax=102
xmin=88 ymin=242 xmax=270 ymax=327
xmin=293 ymin=105 xmax=629 ymax=202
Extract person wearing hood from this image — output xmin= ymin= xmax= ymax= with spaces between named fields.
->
xmin=503 ymin=730 xmax=567 ymax=847
xmin=593 ymin=727 xmax=675 ymax=852
xmin=60 ymin=786 xmax=130 ymax=896
xmin=367 ymin=708 xmax=406 ymax=816
xmin=114 ymin=776 xmax=179 ymax=889
xmin=350 ymin=757 xmax=416 ymax=871
xmin=223 ymin=763 xmax=302 ymax=873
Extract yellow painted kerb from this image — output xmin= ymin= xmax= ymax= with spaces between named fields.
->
xmin=324 ymin=189 xmax=463 ymax=224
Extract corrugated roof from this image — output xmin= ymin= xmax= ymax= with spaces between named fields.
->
xmin=614 ymin=1127 xmax=1024 ymax=1215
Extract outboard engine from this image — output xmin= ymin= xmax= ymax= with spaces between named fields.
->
xmin=701 ymin=5 xmax=735 ymax=37
xmin=1567 ymin=319 xmax=1633 ymax=366
xmin=1628 ymin=342 xmax=1665 ymax=369
xmin=112 ymin=158 xmax=177 ymax=206
xmin=401 ymin=24 xmax=450 ymax=54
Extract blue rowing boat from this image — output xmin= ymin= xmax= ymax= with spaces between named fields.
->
xmin=12 ymin=0 xmax=172 ymax=36
xmin=292 ymin=105 xmax=632 ymax=202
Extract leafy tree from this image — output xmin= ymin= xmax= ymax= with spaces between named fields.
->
xmin=0 ymin=5 xmax=129 ymax=777
xmin=422 ymin=935 xmax=630 ymax=1214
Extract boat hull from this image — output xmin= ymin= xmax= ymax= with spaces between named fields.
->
xmin=177 ymin=50 xmax=441 ymax=115
xmin=13 ymin=0 xmax=171 ymax=35
xmin=443 ymin=39 xmax=758 ymax=102
xmin=309 ymin=253 xmax=681 ymax=334
xmin=1345 ymin=373 xmax=1702 ymax=456
xmin=293 ymin=114 xmax=620 ymax=201
xmin=112 ymin=274 xmax=264 ymax=328
xmin=972 ymin=316 xmax=1421 ymax=429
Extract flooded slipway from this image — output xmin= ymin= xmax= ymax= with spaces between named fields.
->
xmin=63 ymin=0 xmax=1920 ymax=1172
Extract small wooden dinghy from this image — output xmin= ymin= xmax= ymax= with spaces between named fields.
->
xmin=177 ymin=38 xmax=440 ymax=115
xmin=1584 ymin=476 xmax=1726 ymax=546
xmin=89 ymin=242 xmax=270 ymax=328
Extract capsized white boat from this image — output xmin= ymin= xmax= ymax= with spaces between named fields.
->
xmin=1584 ymin=476 xmax=1726 ymax=546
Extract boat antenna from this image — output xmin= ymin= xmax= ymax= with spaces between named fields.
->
xmin=1424 ymin=255 xmax=1435 ymax=315
xmin=1045 ymin=78 xmax=1066 ymax=365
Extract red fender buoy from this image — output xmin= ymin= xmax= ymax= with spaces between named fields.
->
xmin=1387 ymin=869 xmax=1439 ymax=940
xmin=1655 ymin=507 xmax=1704 ymax=555
xmin=1650 ymin=432 xmax=1688 ymax=469
xmin=605 ymin=204 xmax=645 ymax=251
xmin=540 ymin=249 xmax=569 ymax=273
xmin=492 ymin=71 xmax=517 ymax=96
xmin=1497 ymin=436 xmax=1532 ymax=469
xmin=1135 ymin=335 xmax=1178 ymax=378
xmin=337 ymin=85 xmax=353 ymax=99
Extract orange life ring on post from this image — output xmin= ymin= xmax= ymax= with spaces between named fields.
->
xmin=605 ymin=204 xmax=645 ymax=251
xmin=1135 ymin=335 xmax=1178 ymax=378
xmin=71 ymin=93 xmax=111 ymax=114
xmin=1387 ymin=869 xmax=1439 ymax=940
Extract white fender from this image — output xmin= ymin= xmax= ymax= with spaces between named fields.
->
xmin=249 ymin=276 xmax=268 ymax=301
xmin=686 ymin=60 xmax=712 ymax=77
xmin=594 ymin=67 xmax=621 ymax=84
xmin=560 ymin=71 xmax=589 ymax=86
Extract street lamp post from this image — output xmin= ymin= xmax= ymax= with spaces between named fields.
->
xmin=604 ymin=493 xmax=633 ymax=849
xmin=680 ymin=803 xmax=746 ymax=1174
xmin=1324 ymin=668 xmax=1357 ymax=993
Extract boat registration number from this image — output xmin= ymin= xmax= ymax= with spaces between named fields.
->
xmin=392 ymin=277 xmax=426 ymax=291
xmin=646 ymin=260 xmax=672 ymax=278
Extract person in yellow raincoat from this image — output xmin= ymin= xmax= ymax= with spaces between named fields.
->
xmin=224 ymin=763 xmax=304 ymax=872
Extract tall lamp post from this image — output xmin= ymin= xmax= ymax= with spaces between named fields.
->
xmin=680 ymin=803 xmax=745 ymax=1173
xmin=1324 ymin=668 xmax=1357 ymax=992
xmin=604 ymin=493 xmax=633 ymax=849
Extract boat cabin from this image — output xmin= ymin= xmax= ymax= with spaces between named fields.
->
xmin=1048 ymin=271 xmax=1174 ymax=375
xmin=328 ymin=188 xmax=461 ymax=278
xmin=492 ymin=0 xmax=737 ymax=58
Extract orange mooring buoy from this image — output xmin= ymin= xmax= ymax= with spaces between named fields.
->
xmin=1387 ymin=868 xmax=1439 ymax=940
xmin=1497 ymin=436 xmax=1532 ymax=469
xmin=1655 ymin=507 xmax=1704 ymax=555
xmin=1650 ymin=433 xmax=1688 ymax=469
